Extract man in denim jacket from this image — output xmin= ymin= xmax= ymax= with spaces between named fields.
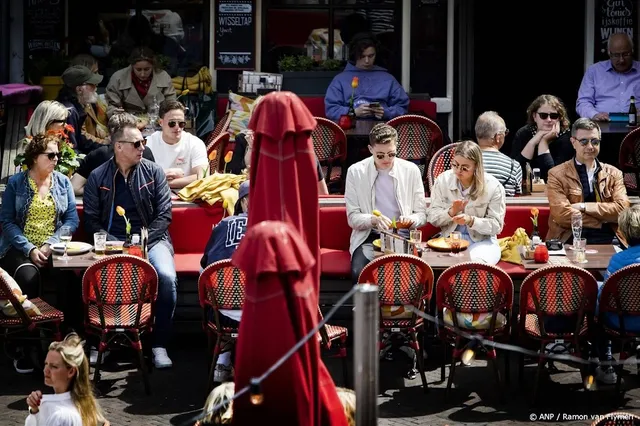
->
xmin=83 ymin=112 xmax=176 ymax=369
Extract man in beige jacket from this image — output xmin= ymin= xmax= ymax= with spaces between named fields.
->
xmin=344 ymin=123 xmax=427 ymax=283
xmin=547 ymin=118 xmax=629 ymax=244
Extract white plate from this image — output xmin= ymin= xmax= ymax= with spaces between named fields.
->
xmin=51 ymin=242 xmax=93 ymax=255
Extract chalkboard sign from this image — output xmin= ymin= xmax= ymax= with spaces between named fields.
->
xmin=215 ymin=0 xmax=256 ymax=70
xmin=594 ymin=0 xmax=637 ymax=62
xmin=24 ymin=0 xmax=65 ymax=54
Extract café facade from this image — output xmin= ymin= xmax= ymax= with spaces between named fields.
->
xmin=0 ymin=0 xmax=638 ymax=140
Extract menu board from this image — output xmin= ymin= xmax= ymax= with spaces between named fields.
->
xmin=24 ymin=0 xmax=65 ymax=54
xmin=594 ymin=0 xmax=637 ymax=61
xmin=214 ymin=0 xmax=256 ymax=70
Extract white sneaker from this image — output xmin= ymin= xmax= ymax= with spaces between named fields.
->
xmin=152 ymin=347 xmax=173 ymax=369
xmin=89 ymin=348 xmax=111 ymax=366
xmin=213 ymin=364 xmax=234 ymax=383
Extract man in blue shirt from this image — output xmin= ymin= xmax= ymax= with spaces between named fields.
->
xmin=200 ymin=180 xmax=249 ymax=383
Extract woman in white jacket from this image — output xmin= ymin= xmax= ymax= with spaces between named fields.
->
xmin=344 ymin=123 xmax=427 ymax=283
xmin=25 ymin=333 xmax=107 ymax=426
xmin=428 ymin=141 xmax=506 ymax=265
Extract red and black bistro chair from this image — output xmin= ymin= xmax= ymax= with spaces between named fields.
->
xmin=311 ymin=117 xmax=348 ymax=193
xmin=618 ymin=126 xmax=640 ymax=195
xmin=427 ymin=142 xmax=459 ymax=196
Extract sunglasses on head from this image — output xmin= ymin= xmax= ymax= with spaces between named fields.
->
xmin=375 ymin=152 xmax=396 ymax=160
xmin=538 ymin=112 xmax=560 ymax=120
xmin=574 ymin=138 xmax=601 ymax=147
xmin=43 ymin=152 xmax=61 ymax=160
xmin=118 ymin=139 xmax=146 ymax=149
xmin=168 ymin=121 xmax=186 ymax=129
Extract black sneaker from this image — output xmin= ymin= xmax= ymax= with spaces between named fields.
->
xmin=14 ymin=357 xmax=34 ymax=374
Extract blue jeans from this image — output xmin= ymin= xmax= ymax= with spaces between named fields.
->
xmin=148 ymin=242 xmax=178 ymax=348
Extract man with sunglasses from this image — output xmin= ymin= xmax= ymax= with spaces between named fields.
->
xmin=345 ymin=123 xmax=427 ymax=283
xmin=577 ymin=33 xmax=640 ymax=121
xmin=83 ymin=113 xmax=177 ymax=369
xmin=145 ymin=100 xmax=208 ymax=189
xmin=547 ymin=118 xmax=629 ymax=244
xmin=71 ymin=113 xmax=156 ymax=196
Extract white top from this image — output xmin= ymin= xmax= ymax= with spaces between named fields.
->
xmin=374 ymin=169 xmax=400 ymax=221
xmin=146 ymin=131 xmax=208 ymax=177
xmin=25 ymin=392 xmax=82 ymax=426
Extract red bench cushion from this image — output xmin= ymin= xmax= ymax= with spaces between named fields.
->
xmin=320 ymin=248 xmax=351 ymax=278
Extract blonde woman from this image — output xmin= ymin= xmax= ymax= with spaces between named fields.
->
xmin=427 ymin=141 xmax=506 ymax=265
xmin=25 ymin=333 xmax=108 ymax=426
xmin=25 ymin=101 xmax=69 ymax=137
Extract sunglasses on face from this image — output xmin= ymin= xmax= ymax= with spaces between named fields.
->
xmin=42 ymin=152 xmax=61 ymax=160
xmin=574 ymin=138 xmax=601 ymax=147
xmin=451 ymin=162 xmax=473 ymax=173
xmin=375 ymin=152 xmax=396 ymax=160
xmin=537 ymin=112 xmax=560 ymax=120
xmin=168 ymin=121 xmax=186 ymax=129
xmin=48 ymin=119 xmax=66 ymax=126
xmin=118 ymin=139 xmax=146 ymax=149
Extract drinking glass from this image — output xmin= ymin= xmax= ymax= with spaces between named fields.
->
xmin=571 ymin=211 xmax=583 ymax=249
xmin=573 ymin=238 xmax=587 ymax=263
xmin=532 ymin=168 xmax=541 ymax=183
xmin=58 ymin=226 xmax=72 ymax=261
xmin=410 ymin=229 xmax=422 ymax=243
xmin=93 ymin=231 xmax=107 ymax=258
xmin=449 ymin=231 xmax=462 ymax=257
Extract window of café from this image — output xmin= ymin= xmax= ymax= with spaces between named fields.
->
xmin=66 ymin=0 xmax=210 ymax=85
xmin=263 ymin=0 xmax=401 ymax=80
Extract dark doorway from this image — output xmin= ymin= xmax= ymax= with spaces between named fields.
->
xmin=470 ymin=1 xmax=585 ymax=155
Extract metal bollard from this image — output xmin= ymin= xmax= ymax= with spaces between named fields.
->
xmin=354 ymin=284 xmax=379 ymax=426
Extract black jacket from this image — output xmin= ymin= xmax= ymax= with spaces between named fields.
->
xmin=83 ymin=157 xmax=172 ymax=250
xmin=56 ymin=87 xmax=103 ymax=154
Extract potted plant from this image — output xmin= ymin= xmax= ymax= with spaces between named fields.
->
xmin=278 ymin=55 xmax=344 ymax=95
xmin=14 ymin=126 xmax=85 ymax=177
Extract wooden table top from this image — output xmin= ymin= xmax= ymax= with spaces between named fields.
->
xmin=374 ymin=244 xmax=614 ymax=272
xmin=52 ymin=251 xmax=100 ymax=269
xmin=344 ymin=120 xmax=382 ymax=137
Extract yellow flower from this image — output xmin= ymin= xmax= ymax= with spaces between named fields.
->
xmin=181 ymin=89 xmax=190 ymax=96
xmin=530 ymin=207 xmax=539 ymax=217
xmin=372 ymin=210 xmax=381 ymax=217
xmin=351 ymin=77 xmax=359 ymax=89
xmin=222 ymin=199 xmax=229 ymax=209
xmin=224 ymin=151 xmax=233 ymax=163
xmin=116 ymin=206 xmax=126 ymax=217
xmin=208 ymin=150 xmax=217 ymax=161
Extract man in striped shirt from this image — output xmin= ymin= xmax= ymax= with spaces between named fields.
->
xmin=475 ymin=111 xmax=522 ymax=197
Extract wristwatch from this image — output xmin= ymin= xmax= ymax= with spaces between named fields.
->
xmin=580 ymin=203 xmax=586 ymax=213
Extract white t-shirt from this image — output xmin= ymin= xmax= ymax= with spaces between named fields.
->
xmin=146 ymin=131 xmax=208 ymax=177
xmin=25 ymin=392 xmax=82 ymax=426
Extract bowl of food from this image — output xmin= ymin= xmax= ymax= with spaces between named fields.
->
xmin=427 ymin=237 xmax=470 ymax=252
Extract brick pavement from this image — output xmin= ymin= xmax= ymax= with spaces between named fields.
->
xmin=1 ymin=335 xmax=640 ymax=425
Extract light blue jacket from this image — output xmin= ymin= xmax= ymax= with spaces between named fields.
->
xmin=325 ymin=63 xmax=409 ymax=122
xmin=0 ymin=171 xmax=79 ymax=258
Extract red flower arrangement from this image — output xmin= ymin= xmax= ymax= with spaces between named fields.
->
xmin=14 ymin=124 xmax=84 ymax=176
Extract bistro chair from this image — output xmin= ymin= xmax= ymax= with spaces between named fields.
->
xmin=387 ymin=114 xmax=444 ymax=191
xmin=199 ymin=259 xmax=245 ymax=392
xmin=206 ymin=131 xmax=231 ymax=174
xmin=358 ymin=253 xmax=434 ymax=393
xmin=317 ymin=306 xmax=349 ymax=386
xmin=0 ymin=272 xmax=64 ymax=357
xmin=598 ymin=264 xmax=640 ymax=396
xmin=82 ymin=255 xmax=158 ymax=395
xmin=518 ymin=264 xmax=598 ymax=404
xmin=436 ymin=262 xmax=513 ymax=402
xmin=427 ymin=142 xmax=459 ymax=196
xmin=618 ymin=126 xmax=640 ymax=195
xmin=311 ymin=117 xmax=348 ymax=193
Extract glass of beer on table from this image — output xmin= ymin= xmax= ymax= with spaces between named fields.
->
xmin=94 ymin=231 xmax=107 ymax=258
xmin=449 ymin=231 xmax=462 ymax=257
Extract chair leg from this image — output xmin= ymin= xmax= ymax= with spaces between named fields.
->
xmin=93 ymin=333 xmax=108 ymax=385
xmin=411 ymin=331 xmax=428 ymax=394
xmin=440 ymin=341 xmax=446 ymax=382
xmin=518 ymin=352 xmax=525 ymax=383
xmin=208 ymin=335 xmax=222 ymax=392
xmin=341 ymin=350 xmax=349 ymax=387
xmin=445 ymin=339 xmax=462 ymax=402
xmin=132 ymin=332 xmax=151 ymax=395
xmin=532 ymin=344 xmax=546 ymax=406
xmin=504 ymin=350 xmax=510 ymax=385
xmin=487 ymin=350 xmax=504 ymax=403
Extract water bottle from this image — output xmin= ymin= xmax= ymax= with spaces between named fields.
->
xmin=148 ymin=95 xmax=160 ymax=130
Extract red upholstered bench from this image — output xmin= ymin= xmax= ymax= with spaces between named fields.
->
xmin=74 ymin=203 xmax=224 ymax=276
xmin=319 ymin=205 xmax=551 ymax=280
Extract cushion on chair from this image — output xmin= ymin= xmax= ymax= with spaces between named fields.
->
xmin=320 ymin=248 xmax=351 ymax=277
xmin=0 ymin=298 xmax=63 ymax=326
xmin=87 ymin=304 xmax=152 ymax=328
xmin=523 ymin=313 xmax=588 ymax=338
xmin=174 ymin=254 xmax=203 ymax=275
xmin=443 ymin=307 xmax=507 ymax=330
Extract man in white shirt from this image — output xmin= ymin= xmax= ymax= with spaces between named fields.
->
xmin=146 ymin=100 xmax=208 ymax=189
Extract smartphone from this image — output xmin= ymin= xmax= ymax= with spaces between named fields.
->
xmin=369 ymin=102 xmax=381 ymax=108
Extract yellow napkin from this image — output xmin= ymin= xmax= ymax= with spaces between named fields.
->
xmin=178 ymin=173 xmax=247 ymax=209
xmin=498 ymin=227 xmax=531 ymax=265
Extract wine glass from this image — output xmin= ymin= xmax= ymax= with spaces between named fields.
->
xmin=449 ymin=231 xmax=462 ymax=257
xmin=571 ymin=211 xmax=583 ymax=249
xmin=58 ymin=226 xmax=72 ymax=262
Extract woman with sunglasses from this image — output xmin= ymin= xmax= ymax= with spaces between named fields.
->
xmin=0 ymin=133 xmax=79 ymax=374
xmin=345 ymin=123 xmax=427 ymax=283
xmin=511 ymin=94 xmax=574 ymax=182
xmin=428 ymin=141 xmax=506 ymax=265
xmin=25 ymin=101 xmax=70 ymax=138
